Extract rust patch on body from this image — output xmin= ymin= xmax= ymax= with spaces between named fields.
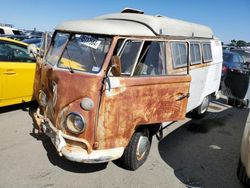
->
xmin=38 ymin=64 xmax=104 ymax=150
xmin=37 ymin=36 xmax=191 ymax=153
xmin=36 ymin=38 xmax=118 ymax=152
xmin=97 ymin=75 xmax=191 ymax=149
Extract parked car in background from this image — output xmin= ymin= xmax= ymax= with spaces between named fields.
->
xmin=231 ymin=49 xmax=250 ymax=65
xmin=0 ymin=26 xmax=22 ymax=35
xmin=0 ymin=37 xmax=36 ymax=107
xmin=221 ymin=51 xmax=249 ymax=107
xmin=222 ymin=51 xmax=245 ymax=77
xmin=0 ymin=34 xmax=28 ymax=41
xmin=2 ymin=30 xmax=44 ymax=42
xmin=22 ymin=38 xmax=42 ymax=48
xmin=23 ymin=30 xmax=43 ymax=38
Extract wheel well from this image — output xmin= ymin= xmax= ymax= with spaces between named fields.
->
xmin=135 ymin=123 xmax=161 ymax=136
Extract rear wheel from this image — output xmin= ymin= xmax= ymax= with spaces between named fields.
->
xmin=119 ymin=128 xmax=152 ymax=170
xmin=237 ymin=158 xmax=250 ymax=186
xmin=192 ymin=95 xmax=210 ymax=119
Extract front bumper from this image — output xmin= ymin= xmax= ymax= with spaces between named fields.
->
xmin=34 ymin=108 xmax=124 ymax=163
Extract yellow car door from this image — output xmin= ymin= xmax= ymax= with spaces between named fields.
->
xmin=0 ymin=38 xmax=36 ymax=107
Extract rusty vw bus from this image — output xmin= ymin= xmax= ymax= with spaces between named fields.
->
xmin=33 ymin=9 xmax=222 ymax=170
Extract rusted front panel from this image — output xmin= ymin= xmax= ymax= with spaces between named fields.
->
xmin=40 ymin=65 xmax=104 ymax=148
xmin=97 ymin=75 xmax=191 ymax=149
xmin=37 ymin=38 xmax=117 ymax=150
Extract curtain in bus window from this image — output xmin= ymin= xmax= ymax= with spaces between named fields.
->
xmin=171 ymin=42 xmax=187 ymax=68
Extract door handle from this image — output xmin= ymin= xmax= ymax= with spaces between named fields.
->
xmin=176 ymin=93 xmax=190 ymax=101
xmin=3 ymin=69 xmax=16 ymax=75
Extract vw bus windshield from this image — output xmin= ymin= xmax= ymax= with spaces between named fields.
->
xmin=45 ymin=32 xmax=70 ymax=66
xmin=58 ymin=34 xmax=112 ymax=73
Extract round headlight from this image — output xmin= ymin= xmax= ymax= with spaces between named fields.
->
xmin=66 ymin=113 xmax=86 ymax=134
xmin=38 ymin=90 xmax=48 ymax=107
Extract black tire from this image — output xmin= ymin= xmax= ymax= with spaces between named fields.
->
xmin=237 ymin=99 xmax=249 ymax=109
xmin=229 ymin=98 xmax=249 ymax=108
xmin=228 ymin=97 xmax=235 ymax=106
xmin=119 ymin=128 xmax=152 ymax=170
xmin=192 ymin=95 xmax=210 ymax=119
xmin=237 ymin=158 xmax=250 ymax=186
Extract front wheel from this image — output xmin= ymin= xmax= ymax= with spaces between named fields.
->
xmin=119 ymin=128 xmax=152 ymax=170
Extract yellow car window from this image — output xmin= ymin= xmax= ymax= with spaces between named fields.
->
xmin=0 ymin=41 xmax=35 ymax=62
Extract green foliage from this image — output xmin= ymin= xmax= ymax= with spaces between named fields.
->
xmin=236 ymin=40 xmax=247 ymax=47
xmin=229 ymin=39 xmax=248 ymax=47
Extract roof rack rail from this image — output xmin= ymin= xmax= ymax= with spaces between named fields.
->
xmin=121 ymin=8 xmax=144 ymax=14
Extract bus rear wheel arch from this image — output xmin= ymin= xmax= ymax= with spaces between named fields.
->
xmin=192 ymin=95 xmax=210 ymax=119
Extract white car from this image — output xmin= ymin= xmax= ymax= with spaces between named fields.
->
xmin=0 ymin=26 xmax=22 ymax=35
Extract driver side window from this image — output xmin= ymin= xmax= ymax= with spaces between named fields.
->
xmin=134 ymin=41 xmax=166 ymax=76
xmin=117 ymin=40 xmax=166 ymax=76
xmin=0 ymin=41 xmax=35 ymax=62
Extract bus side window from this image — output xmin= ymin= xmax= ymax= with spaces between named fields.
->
xmin=190 ymin=42 xmax=201 ymax=65
xmin=133 ymin=41 xmax=166 ymax=76
xmin=171 ymin=42 xmax=188 ymax=69
xmin=119 ymin=40 xmax=142 ymax=75
xmin=202 ymin=42 xmax=213 ymax=63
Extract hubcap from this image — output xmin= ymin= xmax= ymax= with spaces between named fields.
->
xmin=200 ymin=96 xmax=209 ymax=114
xmin=136 ymin=135 xmax=150 ymax=160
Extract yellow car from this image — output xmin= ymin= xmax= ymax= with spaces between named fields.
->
xmin=0 ymin=37 xmax=36 ymax=107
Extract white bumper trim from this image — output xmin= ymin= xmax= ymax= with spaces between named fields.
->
xmin=38 ymin=111 xmax=124 ymax=163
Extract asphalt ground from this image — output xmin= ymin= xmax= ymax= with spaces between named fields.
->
xmin=0 ymin=99 xmax=248 ymax=188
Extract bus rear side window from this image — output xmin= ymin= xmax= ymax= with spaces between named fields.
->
xmin=202 ymin=43 xmax=212 ymax=62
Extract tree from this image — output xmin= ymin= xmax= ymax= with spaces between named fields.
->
xmin=230 ymin=39 xmax=237 ymax=46
xmin=236 ymin=40 xmax=247 ymax=47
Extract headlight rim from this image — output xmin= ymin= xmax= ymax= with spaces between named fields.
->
xmin=65 ymin=112 xmax=86 ymax=134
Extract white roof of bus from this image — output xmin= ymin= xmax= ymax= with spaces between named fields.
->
xmin=56 ymin=12 xmax=213 ymax=38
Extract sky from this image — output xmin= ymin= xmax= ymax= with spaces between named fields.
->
xmin=0 ymin=0 xmax=249 ymax=43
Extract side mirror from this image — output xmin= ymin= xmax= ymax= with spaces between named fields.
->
xmin=111 ymin=55 xmax=121 ymax=76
